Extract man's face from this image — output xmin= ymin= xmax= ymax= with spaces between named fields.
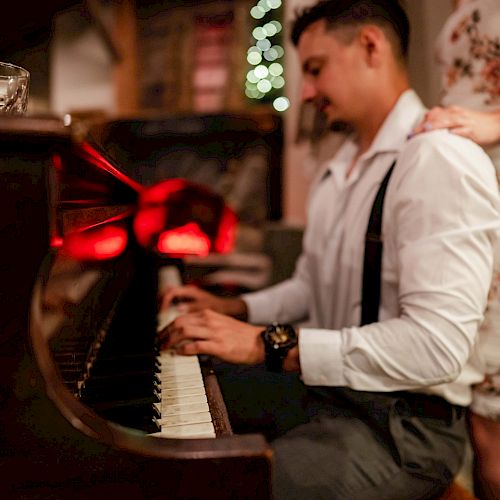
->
xmin=297 ymin=20 xmax=368 ymax=126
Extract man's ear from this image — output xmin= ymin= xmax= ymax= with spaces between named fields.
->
xmin=357 ymin=25 xmax=386 ymax=67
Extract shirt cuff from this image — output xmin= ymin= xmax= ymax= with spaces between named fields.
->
xmin=299 ymin=328 xmax=345 ymax=386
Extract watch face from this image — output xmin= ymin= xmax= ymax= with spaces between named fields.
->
xmin=265 ymin=324 xmax=297 ymax=348
xmin=269 ymin=328 xmax=288 ymax=345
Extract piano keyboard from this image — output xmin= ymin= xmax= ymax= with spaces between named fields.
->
xmin=151 ymin=265 xmax=216 ymax=439
xmin=153 ymin=351 xmax=216 ymax=438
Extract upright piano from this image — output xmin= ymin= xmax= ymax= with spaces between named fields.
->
xmin=0 ymin=117 xmax=272 ymax=499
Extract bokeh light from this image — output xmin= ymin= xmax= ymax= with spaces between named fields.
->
xmin=250 ymin=6 xmax=265 ymax=19
xmin=270 ymin=20 xmax=282 ymax=32
xmin=257 ymin=79 xmax=272 ymax=93
xmin=252 ymin=27 xmax=267 ymax=40
xmin=246 ymin=1 xmax=284 ymax=101
xmin=258 ymin=0 xmax=271 ymax=12
xmin=269 ymin=62 xmax=283 ymax=76
xmin=272 ymin=45 xmax=284 ymax=58
xmin=264 ymin=23 xmax=277 ymax=37
xmin=271 ymin=75 xmax=285 ymax=88
xmin=273 ymin=96 xmax=290 ymax=112
xmin=247 ymin=51 xmax=262 ymax=65
xmin=254 ymin=64 xmax=269 ymax=79
xmin=246 ymin=69 xmax=260 ymax=83
xmin=256 ymin=39 xmax=271 ymax=51
xmin=263 ymin=48 xmax=278 ymax=61
xmin=267 ymin=0 xmax=282 ymax=8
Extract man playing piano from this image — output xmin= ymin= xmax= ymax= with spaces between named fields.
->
xmin=160 ymin=1 xmax=500 ymax=498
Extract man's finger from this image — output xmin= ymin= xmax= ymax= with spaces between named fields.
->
xmin=175 ymin=339 xmax=219 ymax=356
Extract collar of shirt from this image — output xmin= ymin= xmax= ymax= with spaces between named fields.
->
xmin=318 ymin=89 xmax=426 ymax=190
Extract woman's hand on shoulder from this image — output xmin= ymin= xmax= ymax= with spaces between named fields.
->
xmin=412 ymin=105 xmax=500 ymax=147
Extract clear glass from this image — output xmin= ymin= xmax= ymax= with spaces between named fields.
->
xmin=0 ymin=62 xmax=30 ymax=115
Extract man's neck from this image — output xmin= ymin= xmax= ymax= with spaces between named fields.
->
xmin=344 ymin=80 xmax=410 ymax=180
xmin=355 ymin=82 xmax=410 ymax=155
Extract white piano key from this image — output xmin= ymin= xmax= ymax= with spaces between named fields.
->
xmin=159 ymin=350 xmax=199 ymax=365
xmin=152 ymin=422 xmax=216 ymax=439
xmin=160 ymin=377 xmax=205 ymax=390
xmin=157 ymin=307 xmax=182 ymax=331
xmin=159 ymin=362 xmax=202 ymax=375
xmin=155 ymin=393 xmax=208 ymax=409
xmin=162 ymin=385 xmax=207 ymax=398
xmin=160 ymin=365 xmax=200 ymax=378
xmin=161 ymin=401 xmax=210 ymax=417
xmin=158 ymin=266 xmax=182 ymax=293
xmin=157 ymin=265 xmax=182 ymax=330
xmin=159 ymin=370 xmax=203 ymax=380
xmin=159 ymin=410 xmax=213 ymax=427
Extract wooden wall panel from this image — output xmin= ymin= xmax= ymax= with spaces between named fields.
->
xmin=113 ymin=0 xmax=139 ymax=114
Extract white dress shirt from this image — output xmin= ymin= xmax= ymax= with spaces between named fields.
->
xmin=243 ymin=90 xmax=500 ymax=406
xmin=434 ymin=0 xmax=500 ymax=416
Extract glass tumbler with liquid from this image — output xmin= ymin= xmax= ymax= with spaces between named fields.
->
xmin=0 ymin=62 xmax=29 ymax=115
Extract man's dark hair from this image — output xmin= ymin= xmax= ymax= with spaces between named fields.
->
xmin=291 ymin=0 xmax=409 ymax=63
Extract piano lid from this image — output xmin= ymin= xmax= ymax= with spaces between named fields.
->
xmin=55 ymin=139 xmax=142 ymax=210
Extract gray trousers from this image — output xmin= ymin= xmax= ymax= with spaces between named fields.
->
xmin=213 ymin=362 xmax=467 ymax=500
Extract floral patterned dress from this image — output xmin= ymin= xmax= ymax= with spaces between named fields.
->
xmin=436 ymin=0 xmax=500 ymax=419
xmin=436 ymin=0 xmax=500 ymax=110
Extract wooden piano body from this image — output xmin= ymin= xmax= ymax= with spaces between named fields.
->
xmin=0 ymin=117 xmax=272 ymax=499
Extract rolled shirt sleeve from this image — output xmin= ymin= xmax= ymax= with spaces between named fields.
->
xmin=243 ymin=253 xmax=311 ymax=325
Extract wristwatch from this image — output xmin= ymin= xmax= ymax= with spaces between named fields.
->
xmin=261 ymin=322 xmax=298 ymax=372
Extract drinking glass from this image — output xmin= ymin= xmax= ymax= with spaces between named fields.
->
xmin=0 ymin=62 xmax=30 ymax=115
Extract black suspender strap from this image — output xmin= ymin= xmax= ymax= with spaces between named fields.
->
xmin=360 ymin=160 xmax=397 ymax=326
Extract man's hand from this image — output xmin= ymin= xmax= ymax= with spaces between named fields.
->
xmin=411 ymin=106 xmax=500 ymax=147
xmin=159 ymin=309 xmax=265 ymax=365
xmin=161 ymin=284 xmax=248 ymax=319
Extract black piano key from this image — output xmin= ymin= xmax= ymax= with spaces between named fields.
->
xmin=90 ymin=353 xmax=159 ymax=376
xmin=80 ymin=373 xmax=160 ymax=402
xmin=98 ymin=404 xmax=161 ymax=433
